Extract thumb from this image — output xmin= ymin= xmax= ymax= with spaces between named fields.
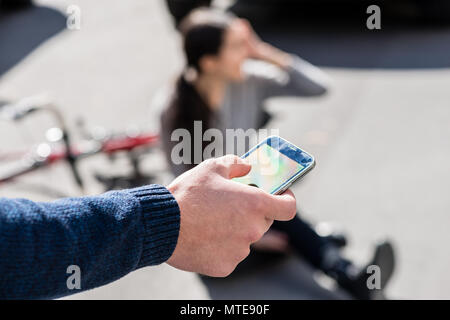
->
xmin=216 ymin=155 xmax=251 ymax=179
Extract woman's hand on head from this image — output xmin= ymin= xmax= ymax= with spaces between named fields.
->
xmin=237 ymin=18 xmax=292 ymax=69
xmin=237 ymin=18 xmax=262 ymax=59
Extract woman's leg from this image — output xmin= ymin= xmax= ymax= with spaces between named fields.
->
xmin=271 ymin=214 xmax=329 ymax=269
xmin=271 ymin=213 xmax=395 ymax=299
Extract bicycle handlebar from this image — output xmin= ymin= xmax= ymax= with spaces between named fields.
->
xmin=0 ymin=95 xmax=53 ymax=121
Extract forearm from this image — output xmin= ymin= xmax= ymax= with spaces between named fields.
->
xmin=252 ymin=42 xmax=331 ymax=97
xmin=0 ymin=185 xmax=179 ymax=299
xmin=286 ymin=54 xmax=331 ymax=95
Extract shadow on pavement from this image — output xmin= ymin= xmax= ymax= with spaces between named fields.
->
xmin=200 ymin=251 xmax=351 ymax=299
xmin=0 ymin=5 xmax=66 ymax=77
xmin=231 ymin=1 xmax=450 ymax=69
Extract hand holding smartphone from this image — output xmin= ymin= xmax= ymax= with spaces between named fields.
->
xmin=233 ymin=136 xmax=315 ymax=194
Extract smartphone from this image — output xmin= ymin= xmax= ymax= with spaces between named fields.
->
xmin=233 ymin=136 xmax=315 ymax=194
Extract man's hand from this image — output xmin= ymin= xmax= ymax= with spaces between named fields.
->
xmin=166 ymin=155 xmax=297 ymax=277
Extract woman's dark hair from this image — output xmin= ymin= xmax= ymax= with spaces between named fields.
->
xmin=162 ymin=8 xmax=234 ymax=165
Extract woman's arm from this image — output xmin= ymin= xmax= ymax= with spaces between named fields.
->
xmin=241 ymin=20 xmax=331 ymax=98
xmin=0 ymin=185 xmax=180 ymax=299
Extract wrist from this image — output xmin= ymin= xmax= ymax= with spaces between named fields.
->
xmin=264 ymin=48 xmax=292 ymax=69
xmin=252 ymin=42 xmax=289 ymax=68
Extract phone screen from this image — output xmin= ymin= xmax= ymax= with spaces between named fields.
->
xmin=233 ymin=142 xmax=306 ymax=194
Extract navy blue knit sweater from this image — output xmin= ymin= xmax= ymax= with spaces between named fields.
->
xmin=0 ymin=184 xmax=180 ymax=299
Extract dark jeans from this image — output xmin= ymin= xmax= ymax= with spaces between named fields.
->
xmin=271 ymin=213 xmax=330 ymax=269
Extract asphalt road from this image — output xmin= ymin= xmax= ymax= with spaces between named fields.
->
xmin=0 ymin=0 xmax=449 ymax=299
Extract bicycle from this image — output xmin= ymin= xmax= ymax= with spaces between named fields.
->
xmin=0 ymin=95 xmax=162 ymax=196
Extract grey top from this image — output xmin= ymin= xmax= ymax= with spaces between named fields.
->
xmin=218 ymin=56 xmax=330 ymax=133
xmin=157 ymin=55 xmax=331 ymax=177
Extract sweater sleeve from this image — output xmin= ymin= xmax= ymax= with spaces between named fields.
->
xmin=0 ymin=184 xmax=180 ymax=299
xmin=247 ymin=55 xmax=331 ymax=99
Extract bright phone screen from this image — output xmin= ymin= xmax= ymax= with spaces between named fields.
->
xmin=233 ymin=143 xmax=305 ymax=194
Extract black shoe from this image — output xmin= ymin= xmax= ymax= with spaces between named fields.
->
xmin=315 ymin=222 xmax=348 ymax=249
xmin=337 ymin=241 xmax=396 ymax=300
xmin=323 ymin=233 xmax=348 ymax=249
